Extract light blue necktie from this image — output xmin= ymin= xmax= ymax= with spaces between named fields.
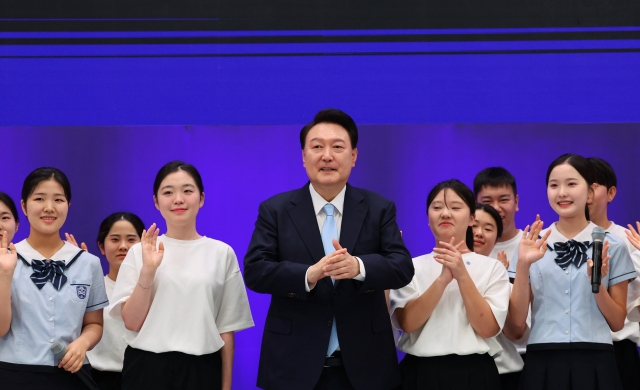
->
xmin=322 ymin=204 xmax=340 ymax=356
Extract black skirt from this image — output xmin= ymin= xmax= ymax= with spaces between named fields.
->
xmin=519 ymin=345 xmax=622 ymax=390
xmin=91 ymin=368 xmax=122 ymax=390
xmin=399 ymin=353 xmax=500 ymax=390
xmin=0 ymin=363 xmax=95 ymax=390
xmin=121 ymin=346 xmax=221 ymax=390
xmin=613 ymin=339 xmax=640 ymax=390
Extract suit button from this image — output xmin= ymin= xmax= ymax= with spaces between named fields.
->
xmin=327 ymin=320 xmax=332 ymax=327
xmin=333 ymin=291 xmax=338 ymax=297
xmin=288 ymin=293 xmax=296 ymax=298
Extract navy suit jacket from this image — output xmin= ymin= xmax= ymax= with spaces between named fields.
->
xmin=244 ymin=183 xmax=414 ymax=390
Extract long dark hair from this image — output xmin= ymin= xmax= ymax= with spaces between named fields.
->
xmin=427 ymin=179 xmax=476 ymax=250
xmin=546 ymin=153 xmax=594 ymax=220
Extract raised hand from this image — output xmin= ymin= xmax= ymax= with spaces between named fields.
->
xmin=322 ymin=238 xmax=360 ymax=280
xmin=626 ymin=222 xmax=640 ymax=251
xmin=433 ymin=237 xmax=468 ymax=281
xmin=517 ymin=218 xmax=551 ymax=267
xmin=497 ymin=250 xmax=509 ymax=269
xmin=0 ymin=231 xmax=17 ymax=275
xmin=587 ymin=239 xmax=611 ymax=279
xmin=141 ymin=224 xmax=164 ymax=271
xmin=65 ymin=233 xmax=88 ymax=252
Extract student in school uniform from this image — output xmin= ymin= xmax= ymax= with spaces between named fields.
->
xmin=390 ymin=179 xmax=510 ymax=390
xmin=506 ymin=154 xmax=635 ymax=390
xmin=85 ymin=212 xmax=144 ymax=390
xmin=472 ymin=203 xmax=524 ymax=390
xmin=0 ymin=167 xmax=108 ymax=389
xmin=586 ymin=157 xmax=640 ymax=389
xmin=108 ymin=161 xmax=254 ymax=390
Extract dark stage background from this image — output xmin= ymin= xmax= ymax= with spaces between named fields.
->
xmin=1 ymin=0 xmax=640 ymax=387
xmin=1 ymin=124 xmax=639 ymax=388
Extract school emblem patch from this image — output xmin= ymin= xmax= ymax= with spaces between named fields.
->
xmin=76 ymin=286 xmax=87 ymax=299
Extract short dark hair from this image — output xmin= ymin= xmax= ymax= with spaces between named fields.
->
xmin=546 ymin=153 xmax=594 ymax=220
xmin=588 ymin=157 xmax=617 ymax=190
xmin=22 ymin=167 xmax=72 ymax=203
xmin=0 ymin=192 xmax=19 ymax=224
xmin=426 ymin=179 xmax=476 ymax=250
xmin=473 ymin=167 xmax=517 ymax=196
xmin=153 ymin=161 xmax=204 ymax=197
xmin=475 ymin=203 xmax=503 ymax=240
xmin=97 ymin=212 xmax=145 ymax=246
xmin=299 ymin=108 xmax=359 ymax=149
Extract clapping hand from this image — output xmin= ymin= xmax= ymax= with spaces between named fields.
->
xmin=496 ymin=250 xmax=509 ymax=269
xmin=626 ymin=222 xmax=640 ymax=251
xmin=65 ymin=233 xmax=88 ymax=252
xmin=433 ymin=237 xmax=467 ymax=282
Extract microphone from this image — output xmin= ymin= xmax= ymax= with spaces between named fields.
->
xmin=591 ymin=226 xmax=606 ymax=293
xmin=50 ymin=341 xmax=100 ymax=390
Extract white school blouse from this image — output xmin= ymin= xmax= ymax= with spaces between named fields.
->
xmin=108 ymin=236 xmax=254 ymax=355
xmin=390 ymin=252 xmax=510 ymax=357
xmin=87 ymin=276 xmax=126 ymax=371
xmin=608 ymin=223 xmax=640 ymax=335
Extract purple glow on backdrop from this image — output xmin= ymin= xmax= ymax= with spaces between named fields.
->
xmin=2 ymin=124 xmax=640 ymax=388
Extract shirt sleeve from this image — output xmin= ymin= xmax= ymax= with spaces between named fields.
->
xmin=483 ymin=261 xmax=511 ymax=335
xmin=86 ymin=254 xmax=109 ymax=312
xmin=388 ymin=277 xmax=420 ymax=330
xmin=608 ymin=235 xmax=637 ymax=287
xmin=215 ymin=247 xmax=255 ymax=334
xmin=108 ymin=244 xmax=140 ymax=320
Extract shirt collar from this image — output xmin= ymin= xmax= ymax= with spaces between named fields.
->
xmin=546 ymin=221 xmax=598 ymax=246
xmin=309 ymin=183 xmax=346 ymax=216
xmin=15 ymin=239 xmax=80 ymax=264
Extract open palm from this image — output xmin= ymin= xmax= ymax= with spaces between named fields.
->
xmin=0 ymin=231 xmax=17 ymax=275
xmin=141 ymin=224 xmax=164 ymax=270
xmin=518 ymin=220 xmax=551 ymax=266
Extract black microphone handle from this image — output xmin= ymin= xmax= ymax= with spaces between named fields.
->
xmin=73 ymin=365 xmax=100 ymax=390
xmin=591 ymin=241 xmax=603 ymax=294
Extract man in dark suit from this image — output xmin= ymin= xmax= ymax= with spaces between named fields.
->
xmin=244 ymin=108 xmax=414 ymax=390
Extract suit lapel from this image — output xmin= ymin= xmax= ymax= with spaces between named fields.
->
xmin=287 ymin=184 xmax=326 ymax=266
xmin=336 ymin=184 xmax=368 ymax=288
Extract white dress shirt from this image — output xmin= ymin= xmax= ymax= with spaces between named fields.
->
xmin=304 ymin=183 xmax=365 ymax=291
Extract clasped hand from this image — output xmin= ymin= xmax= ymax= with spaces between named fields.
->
xmin=433 ymin=237 xmax=467 ymax=284
xmin=308 ymin=238 xmax=360 ymax=285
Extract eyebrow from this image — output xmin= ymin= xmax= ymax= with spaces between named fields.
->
xmin=32 ymin=192 xmax=66 ymax=197
xmin=109 ymin=233 xmax=139 ymax=237
xmin=160 ymin=183 xmax=196 ymax=191
xmin=549 ymin=177 xmax=580 ymax=182
xmin=309 ymin=137 xmax=346 ymax=143
xmin=0 ymin=211 xmax=10 ymax=216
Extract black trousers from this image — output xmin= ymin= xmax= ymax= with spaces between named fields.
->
xmin=122 ymin=346 xmax=222 ymax=390
xmin=313 ymin=365 xmax=357 ymax=390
